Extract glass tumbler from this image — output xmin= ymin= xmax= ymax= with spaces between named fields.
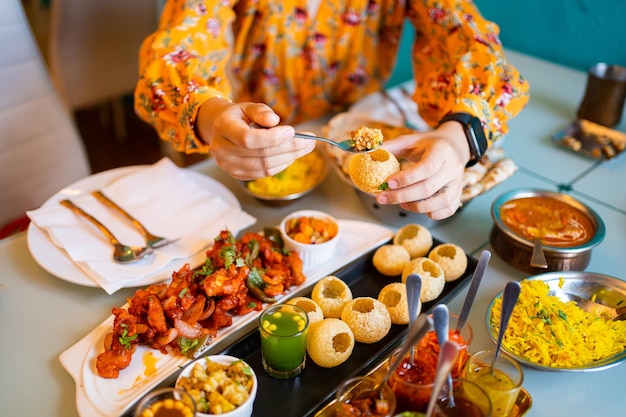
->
xmin=133 ymin=387 xmax=196 ymax=417
xmin=259 ymin=303 xmax=309 ymax=379
xmin=577 ymin=63 xmax=626 ymax=127
xmin=465 ymin=350 xmax=523 ymax=417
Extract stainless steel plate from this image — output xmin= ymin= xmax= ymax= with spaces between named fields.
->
xmin=486 ymin=271 xmax=626 ymax=371
xmin=552 ymin=119 xmax=626 ymax=160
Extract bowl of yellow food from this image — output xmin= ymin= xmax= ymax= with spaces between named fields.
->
xmin=175 ymin=355 xmax=257 ymax=417
xmin=240 ymin=147 xmax=329 ymax=206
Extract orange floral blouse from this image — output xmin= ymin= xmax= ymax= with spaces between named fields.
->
xmin=135 ymin=0 xmax=530 ymax=154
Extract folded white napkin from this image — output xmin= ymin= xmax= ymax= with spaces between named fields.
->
xmin=348 ymin=81 xmax=430 ymax=131
xmin=28 ymin=158 xmax=256 ymax=294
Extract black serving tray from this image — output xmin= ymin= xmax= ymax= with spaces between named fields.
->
xmin=218 ymin=238 xmax=478 ymax=417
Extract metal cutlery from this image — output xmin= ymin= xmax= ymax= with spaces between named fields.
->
xmin=248 ymin=121 xmax=378 ymax=153
xmin=456 ymin=250 xmax=491 ymax=332
xmin=91 ymin=190 xmax=178 ymax=248
xmin=530 ymin=239 xmax=548 ymax=269
xmin=293 ymin=132 xmax=379 ymax=153
xmin=60 ymin=199 xmax=153 ymax=263
xmin=551 ymin=290 xmax=626 ymax=321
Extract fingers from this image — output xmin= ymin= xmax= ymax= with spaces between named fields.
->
xmin=210 ymin=102 xmax=315 ymax=180
xmin=240 ymin=102 xmax=281 ymax=128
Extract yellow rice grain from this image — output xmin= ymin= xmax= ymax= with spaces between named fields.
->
xmin=490 ymin=279 xmax=626 ymax=368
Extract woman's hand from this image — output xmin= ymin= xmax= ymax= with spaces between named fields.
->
xmin=376 ymin=121 xmax=471 ymax=220
xmin=195 ymin=98 xmax=315 ymax=180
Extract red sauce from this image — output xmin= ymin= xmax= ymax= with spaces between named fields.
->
xmin=500 ymin=196 xmax=595 ymax=247
xmin=388 ymin=331 xmax=470 ymax=413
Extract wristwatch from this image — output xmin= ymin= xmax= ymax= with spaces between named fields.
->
xmin=439 ymin=112 xmax=488 ymax=167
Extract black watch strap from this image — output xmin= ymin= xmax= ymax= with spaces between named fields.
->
xmin=439 ymin=112 xmax=488 ymax=167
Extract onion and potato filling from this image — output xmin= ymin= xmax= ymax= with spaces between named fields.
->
xmin=350 ymin=126 xmax=384 ymax=151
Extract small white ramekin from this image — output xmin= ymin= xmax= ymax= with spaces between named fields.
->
xmin=279 ymin=210 xmax=340 ymax=268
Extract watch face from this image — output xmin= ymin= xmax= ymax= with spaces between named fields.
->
xmin=469 ymin=116 xmax=488 ymax=156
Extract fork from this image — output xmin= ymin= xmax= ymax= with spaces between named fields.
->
xmin=91 ymin=190 xmax=179 ymax=249
xmin=60 ymin=199 xmax=153 ymax=263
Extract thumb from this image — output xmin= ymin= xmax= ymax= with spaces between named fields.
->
xmin=241 ymin=102 xmax=281 ymax=128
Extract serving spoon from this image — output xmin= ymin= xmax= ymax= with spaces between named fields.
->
xmin=490 ymin=281 xmax=521 ymax=375
xmin=433 ymin=305 xmax=455 ymax=408
xmin=405 ymin=273 xmax=422 ymax=365
xmin=550 ymin=290 xmax=626 ymax=321
xmin=425 ymin=340 xmax=461 ymax=417
xmin=530 ymin=239 xmax=548 ymax=269
xmin=60 ymin=199 xmax=153 ymax=263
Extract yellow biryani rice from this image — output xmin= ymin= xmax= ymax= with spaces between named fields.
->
xmin=490 ymin=279 xmax=626 ymax=368
xmin=246 ymin=150 xmax=326 ymax=197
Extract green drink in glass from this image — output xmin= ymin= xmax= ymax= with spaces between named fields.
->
xmin=259 ymin=303 xmax=309 ymax=379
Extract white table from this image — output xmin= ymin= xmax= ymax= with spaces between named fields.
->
xmin=0 ymin=50 xmax=624 ymax=417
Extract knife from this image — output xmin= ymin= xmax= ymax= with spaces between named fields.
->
xmin=456 ymin=249 xmax=491 ymax=332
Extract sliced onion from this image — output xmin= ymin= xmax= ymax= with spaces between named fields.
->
xmin=156 ymin=328 xmax=178 ymax=345
xmin=174 ymin=318 xmax=203 ymax=339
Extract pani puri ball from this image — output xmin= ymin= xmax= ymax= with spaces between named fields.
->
xmin=348 ymin=148 xmax=400 ymax=194
xmin=401 ymin=257 xmax=445 ymax=302
xmin=393 ymin=224 xmax=433 ymax=259
xmin=341 ymin=297 xmax=392 ymax=344
xmin=428 ymin=243 xmax=468 ymax=282
xmin=378 ymin=282 xmax=421 ymax=325
xmin=311 ymin=276 xmax=353 ymax=318
xmin=372 ymin=244 xmax=411 ymax=276
xmin=287 ymin=297 xmax=324 ymax=324
xmin=307 ymin=318 xmax=355 ymax=368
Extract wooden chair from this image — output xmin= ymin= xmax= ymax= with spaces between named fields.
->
xmin=47 ymin=0 xmax=158 ymax=141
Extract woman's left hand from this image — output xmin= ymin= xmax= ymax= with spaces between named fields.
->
xmin=375 ymin=122 xmax=471 ymax=220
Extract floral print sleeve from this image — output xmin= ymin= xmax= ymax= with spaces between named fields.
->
xmin=135 ymin=0 xmax=237 ymax=154
xmin=406 ymin=0 xmax=530 ymax=142
xmin=135 ymin=0 xmax=529 ymax=153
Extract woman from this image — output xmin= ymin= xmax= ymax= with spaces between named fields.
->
xmin=135 ymin=0 xmax=530 ymax=219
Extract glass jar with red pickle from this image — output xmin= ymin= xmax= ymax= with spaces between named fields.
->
xmin=387 ymin=315 xmax=472 ymax=413
xmin=336 ymin=376 xmax=397 ymax=417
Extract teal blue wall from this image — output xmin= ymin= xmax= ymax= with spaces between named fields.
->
xmin=387 ymin=0 xmax=626 ymax=86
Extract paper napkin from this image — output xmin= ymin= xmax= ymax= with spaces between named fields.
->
xmin=27 ymin=158 xmax=256 ymax=294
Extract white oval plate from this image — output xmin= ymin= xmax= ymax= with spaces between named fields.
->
xmin=26 ymin=165 xmax=239 ymax=288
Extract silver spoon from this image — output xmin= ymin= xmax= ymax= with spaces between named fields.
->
xmin=354 ymin=314 xmax=433 ymax=401
xmin=248 ymin=118 xmax=379 ymax=153
xmin=456 ymin=250 xmax=491 ymax=333
xmin=491 ymin=281 xmax=521 ymax=375
xmin=60 ymin=199 xmax=153 ymax=263
xmin=433 ymin=304 xmax=455 ymax=408
xmin=425 ymin=340 xmax=461 ymax=417
xmin=406 ymin=273 xmax=422 ymax=365
xmin=294 ymin=132 xmax=380 ymax=153
xmin=530 ymin=239 xmax=548 ymax=269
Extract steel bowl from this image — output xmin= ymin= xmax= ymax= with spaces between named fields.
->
xmin=490 ymin=189 xmax=605 ymax=274
xmin=239 ymin=148 xmax=329 ymax=207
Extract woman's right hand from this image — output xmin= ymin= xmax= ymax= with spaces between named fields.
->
xmin=195 ymin=98 xmax=315 ymax=180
